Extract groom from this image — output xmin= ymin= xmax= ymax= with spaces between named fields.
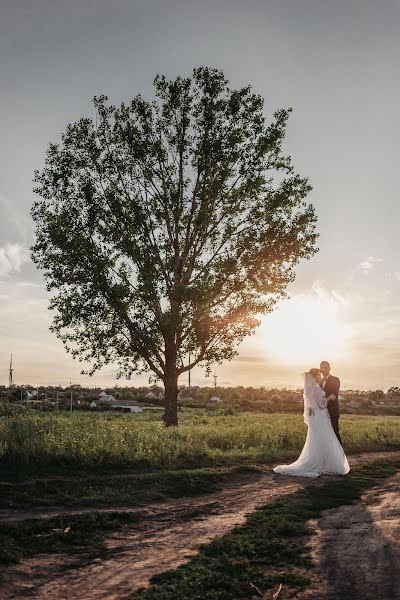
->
xmin=320 ymin=361 xmax=342 ymax=446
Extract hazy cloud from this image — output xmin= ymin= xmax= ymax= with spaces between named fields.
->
xmin=359 ymin=256 xmax=384 ymax=274
xmin=0 ymin=194 xmax=33 ymax=244
xmin=0 ymin=243 xmax=29 ymax=278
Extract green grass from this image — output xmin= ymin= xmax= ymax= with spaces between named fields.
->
xmin=131 ymin=459 xmax=400 ymax=600
xmin=1 ymin=410 xmax=399 ymax=475
xmin=0 ymin=465 xmax=258 ymax=509
xmin=1 ymin=410 xmax=399 ymax=597
xmin=1 ymin=410 xmax=399 ymax=509
xmin=0 ymin=510 xmax=143 ymax=565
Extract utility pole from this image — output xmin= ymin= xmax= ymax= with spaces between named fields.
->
xmin=213 ymin=370 xmax=217 ymax=389
xmin=70 ymin=381 xmax=73 ymax=413
xmin=20 ymin=385 xmax=23 ymax=403
xmin=56 ymin=389 xmax=59 ymax=411
xmin=8 ymin=353 xmax=14 ymax=387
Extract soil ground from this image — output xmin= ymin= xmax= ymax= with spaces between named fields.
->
xmin=296 ymin=470 xmax=400 ymax=600
xmin=0 ymin=451 xmax=399 ymax=600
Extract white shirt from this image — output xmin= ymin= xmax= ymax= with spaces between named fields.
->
xmin=321 ymin=374 xmax=330 ymax=389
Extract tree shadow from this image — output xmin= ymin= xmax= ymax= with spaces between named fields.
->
xmin=310 ymin=474 xmax=400 ymax=600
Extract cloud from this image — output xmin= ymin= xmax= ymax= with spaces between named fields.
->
xmin=311 ymin=280 xmax=349 ymax=305
xmin=359 ymin=256 xmax=383 ymax=274
xmin=0 ymin=243 xmax=29 ymax=278
xmin=384 ymin=271 xmax=400 ymax=282
xmin=0 ymin=194 xmax=33 ymax=243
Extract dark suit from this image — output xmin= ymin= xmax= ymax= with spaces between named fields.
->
xmin=321 ymin=375 xmax=342 ymax=446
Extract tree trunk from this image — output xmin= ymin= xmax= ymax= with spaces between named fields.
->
xmin=164 ymin=373 xmax=179 ymax=426
xmin=163 ymin=340 xmax=179 ymax=426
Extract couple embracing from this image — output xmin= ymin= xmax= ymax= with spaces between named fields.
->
xmin=274 ymin=361 xmax=350 ymax=478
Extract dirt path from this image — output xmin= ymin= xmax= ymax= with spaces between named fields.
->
xmin=0 ymin=451 xmax=399 ymax=600
xmin=296 ymin=470 xmax=400 ymax=600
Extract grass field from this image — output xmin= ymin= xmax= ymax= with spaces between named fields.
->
xmin=1 ymin=408 xmax=399 ymax=596
xmin=1 ymin=409 xmax=399 ymax=510
xmin=1 ymin=409 xmax=400 ymax=475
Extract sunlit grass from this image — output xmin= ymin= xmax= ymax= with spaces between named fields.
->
xmin=1 ymin=409 xmax=399 ymax=473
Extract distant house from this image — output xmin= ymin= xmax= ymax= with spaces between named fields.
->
xmin=117 ymin=399 xmax=142 ymax=413
xmin=145 ymin=391 xmax=158 ymax=400
xmin=98 ymin=391 xmax=142 ymax=413
xmin=209 ymin=395 xmax=222 ymax=403
xmin=113 ymin=403 xmax=142 ymax=413
xmin=99 ymin=391 xmax=117 ymax=403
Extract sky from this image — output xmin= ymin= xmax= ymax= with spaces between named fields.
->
xmin=1 ymin=0 xmax=399 ymax=390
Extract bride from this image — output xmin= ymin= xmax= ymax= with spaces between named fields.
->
xmin=273 ymin=369 xmax=350 ymax=478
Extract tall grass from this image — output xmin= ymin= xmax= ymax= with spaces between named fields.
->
xmin=0 ymin=409 xmax=399 ymax=472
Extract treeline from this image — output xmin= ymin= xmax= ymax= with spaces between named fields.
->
xmin=1 ymin=384 xmax=400 ymax=416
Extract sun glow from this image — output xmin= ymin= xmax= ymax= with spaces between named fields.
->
xmin=258 ymin=285 xmax=352 ymax=366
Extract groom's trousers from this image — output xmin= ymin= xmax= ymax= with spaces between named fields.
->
xmin=327 ymin=399 xmax=342 ymax=446
xmin=329 ymin=415 xmax=342 ymax=446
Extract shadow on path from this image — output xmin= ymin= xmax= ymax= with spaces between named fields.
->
xmin=301 ymin=472 xmax=400 ymax=600
xmin=0 ymin=451 xmax=399 ymax=600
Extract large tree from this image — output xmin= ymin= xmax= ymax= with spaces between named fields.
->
xmin=31 ymin=67 xmax=318 ymax=426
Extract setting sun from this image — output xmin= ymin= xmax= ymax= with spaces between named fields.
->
xmin=259 ymin=285 xmax=352 ymax=365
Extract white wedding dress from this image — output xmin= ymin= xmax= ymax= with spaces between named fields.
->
xmin=273 ymin=373 xmax=350 ymax=478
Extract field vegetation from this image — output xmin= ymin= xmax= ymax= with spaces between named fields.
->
xmin=1 ymin=406 xmax=399 ymax=597
xmin=1 ymin=407 xmax=399 ymax=474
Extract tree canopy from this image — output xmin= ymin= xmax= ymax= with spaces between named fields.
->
xmin=31 ymin=66 xmax=318 ymax=425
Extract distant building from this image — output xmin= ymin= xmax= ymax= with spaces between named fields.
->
xmin=99 ymin=391 xmax=117 ymax=403
xmin=117 ymin=404 xmax=142 ymax=413
xmin=98 ymin=391 xmax=142 ymax=413
xmin=209 ymin=395 xmax=222 ymax=403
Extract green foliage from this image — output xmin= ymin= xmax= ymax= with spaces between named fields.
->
xmin=0 ymin=466 xmax=241 ymax=510
xmin=0 ymin=411 xmax=399 ymax=474
xmin=30 ymin=66 xmax=318 ymax=424
xmin=0 ymin=511 xmax=142 ymax=564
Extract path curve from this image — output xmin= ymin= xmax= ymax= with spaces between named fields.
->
xmin=0 ymin=451 xmax=399 ymax=600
